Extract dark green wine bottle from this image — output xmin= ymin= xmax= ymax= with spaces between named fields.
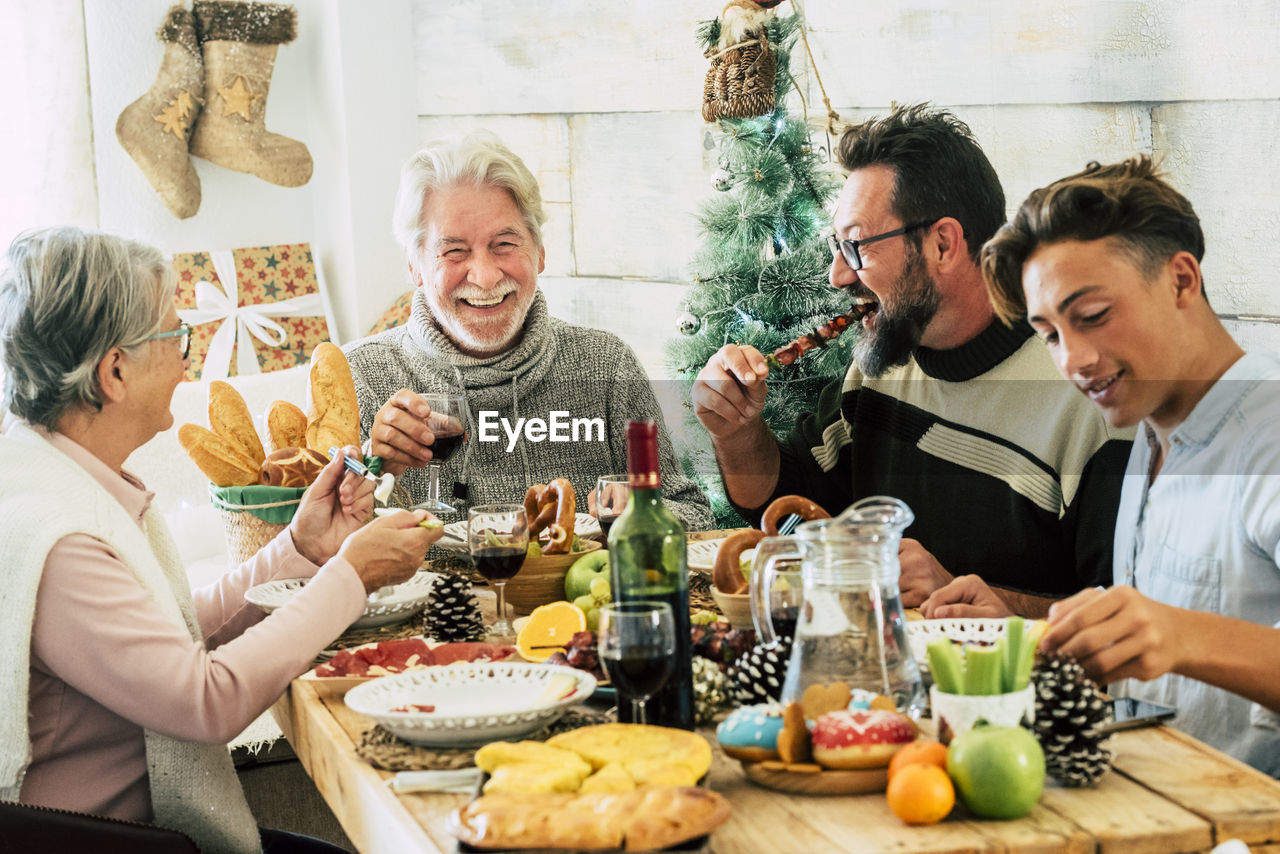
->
xmin=607 ymin=420 xmax=694 ymax=730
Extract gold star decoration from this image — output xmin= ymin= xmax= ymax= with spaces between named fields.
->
xmin=218 ymin=76 xmax=256 ymax=120
xmin=153 ymin=91 xmax=195 ymax=139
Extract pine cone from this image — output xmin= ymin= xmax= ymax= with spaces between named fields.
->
xmin=727 ymin=637 xmax=791 ymax=705
xmin=692 ymin=656 xmax=732 ymax=725
xmin=423 ymin=573 xmax=485 ymax=642
xmin=1032 ymin=652 xmax=1114 ymax=786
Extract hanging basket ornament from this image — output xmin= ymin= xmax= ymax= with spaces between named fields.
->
xmin=701 ymin=0 xmax=777 ymax=123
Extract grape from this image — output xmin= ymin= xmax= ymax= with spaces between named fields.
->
xmin=571 ymin=594 xmax=595 ymax=615
xmin=589 ymin=577 xmax=610 ymax=600
xmin=585 ymin=607 xmax=600 ymax=632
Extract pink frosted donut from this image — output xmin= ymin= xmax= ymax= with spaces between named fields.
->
xmin=811 ymin=709 xmax=916 ymax=769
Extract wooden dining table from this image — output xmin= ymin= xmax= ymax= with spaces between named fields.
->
xmin=272 ymin=533 xmax=1280 ymax=854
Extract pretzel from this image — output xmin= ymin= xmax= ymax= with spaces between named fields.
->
xmin=524 ymin=478 xmax=577 ymax=554
xmin=761 ymin=494 xmax=830 ymax=535
xmin=711 ymin=529 xmax=764 ymax=594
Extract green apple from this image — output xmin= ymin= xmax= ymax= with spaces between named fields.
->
xmin=946 ymin=724 xmax=1045 ymax=819
xmin=564 ymin=550 xmax=609 ymax=601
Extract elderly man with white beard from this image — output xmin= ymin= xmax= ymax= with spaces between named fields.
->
xmin=344 ymin=131 xmax=712 ymax=530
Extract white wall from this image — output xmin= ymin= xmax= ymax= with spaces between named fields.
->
xmin=3 ymin=0 xmax=1278 ymax=360
xmin=407 ymin=0 xmax=1280 ymax=361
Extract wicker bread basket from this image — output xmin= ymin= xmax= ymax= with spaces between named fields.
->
xmin=209 ymin=484 xmax=304 ymax=565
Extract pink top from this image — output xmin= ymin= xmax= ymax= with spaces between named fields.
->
xmin=21 ymin=431 xmax=367 ymax=821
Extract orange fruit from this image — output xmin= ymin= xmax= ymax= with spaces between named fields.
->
xmin=886 ymin=763 xmax=954 ymax=825
xmin=517 ymin=601 xmax=587 ymax=662
xmin=888 ymin=739 xmax=949 ymax=781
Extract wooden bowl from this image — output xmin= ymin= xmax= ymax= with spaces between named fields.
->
xmin=710 ymin=587 xmax=754 ymax=630
xmin=504 ymin=539 xmax=604 ymax=616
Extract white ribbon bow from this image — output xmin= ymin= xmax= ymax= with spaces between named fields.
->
xmin=177 ymin=249 xmax=323 ymax=380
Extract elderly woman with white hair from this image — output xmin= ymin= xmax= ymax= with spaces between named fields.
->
xmin=0 ymin=227 xmax=442 ymax=854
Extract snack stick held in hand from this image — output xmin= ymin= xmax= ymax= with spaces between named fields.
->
xmin=265 ymin=399 xmax=308 ymax=453
xmin=765 ymin=298 xmax=876 ymax=369
xmin=305 ymin=342 xmax=360 ymax=453
xmin=178 ymin=422 xmax=260 ymax=487
xmin=208 ymin=380 xmax=265 ymax=465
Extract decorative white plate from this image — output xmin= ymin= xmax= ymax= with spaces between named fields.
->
xmin=245 ymin=571 xmax=438 ymax=630
xmin=344 ymin=661 xmax=596 ymax=747
xmin=906 ymin=618 xmax=1010 ymax=672
xmin=444 ymin=512 xmax=601 ymax=545
xmin=687 ymin=539 xmax=724 ymax=575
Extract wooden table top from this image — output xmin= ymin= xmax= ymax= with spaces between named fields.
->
xmin=272 ymin=531 xmax=1280 ymax=854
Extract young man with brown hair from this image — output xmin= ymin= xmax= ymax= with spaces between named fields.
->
xmin=927 ymin=155 xmax=1280 ymax=776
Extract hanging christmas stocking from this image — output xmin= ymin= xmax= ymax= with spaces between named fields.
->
xmin=115 ymin=5 xmax=204 ymax=219
xmin=189 ymin=1 xmax=313 ymax=187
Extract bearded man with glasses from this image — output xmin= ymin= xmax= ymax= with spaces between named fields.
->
xmin=693 ymin=104 xmax=1133 ymax=617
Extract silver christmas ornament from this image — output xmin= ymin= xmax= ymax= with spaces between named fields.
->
xmin=677 ymin=310 xmax=701 ymax=335
xmin=711 ymin=167 xmax=733 ymax=192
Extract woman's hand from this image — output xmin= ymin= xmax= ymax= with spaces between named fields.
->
xmin=339 ymin=509 xmax=444 ymax=594
xmin=290 ymin=445 xmax=374 ymax=565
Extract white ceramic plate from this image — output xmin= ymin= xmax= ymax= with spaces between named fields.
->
xmin=687 ymin=539 xmax=724 ymax=575
xmin=906 ymin=618 xmax=1010 ymax=673
xmin=245 ymin=571 xmax=438 ymax=630
xmin=344 ymin=661 xmax=596 ymax=747
xmin=444 ymin=512 xmax=601 ymax=545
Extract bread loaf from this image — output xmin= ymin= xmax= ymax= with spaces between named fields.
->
xmin=265 ymin=400 xmax=308 ymax=453
xmin=259 ymin=446 xmax=328 ymax=488
xmin=208 ymin=380 xmax=265 ymax=466
xmin=447 ymin=787 xmax=731 ymax=851
xmin=178 ymin=423 xmax=260 ymax=487
xmin=304 ymin=342 xmax=360 ymax=454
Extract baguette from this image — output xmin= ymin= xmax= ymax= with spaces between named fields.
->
xmin=208 ymin=380 xmax=265 ymax=466
xmin=304 ymin=342 xmax=360 ymax=454
xmin=265 ymin=400 xmax=308 ymax=453
xmin=178 ymin=423 xmax=260 ymax=487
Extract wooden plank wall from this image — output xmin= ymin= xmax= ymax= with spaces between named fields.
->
xmin=410 ymin=0 xmax=1280 ymax=378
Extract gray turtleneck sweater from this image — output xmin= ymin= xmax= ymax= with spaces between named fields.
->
xmin=343 ymin=290 xmax=713 ymax=531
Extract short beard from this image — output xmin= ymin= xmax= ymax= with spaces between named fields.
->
xmin=852 ymin=247 xmax=941 ymax=378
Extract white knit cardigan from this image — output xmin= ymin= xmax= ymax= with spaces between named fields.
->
xmin=0 ymin=422 xmax=262 ymax=854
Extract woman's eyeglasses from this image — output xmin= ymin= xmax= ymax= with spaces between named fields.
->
xmin=144 ymin=322 xmax=192 ymax=359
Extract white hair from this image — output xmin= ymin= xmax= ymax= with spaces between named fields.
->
xmin=391 ymin=130 xmax=547 ymax=256
xmin=0 ymin=227 xmax=172 ymax=430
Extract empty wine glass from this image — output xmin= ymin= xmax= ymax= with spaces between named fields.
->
xmin=594 ymin=474 xmax=630 ymax=540
xmin=598 ymin=601 xmax=675 ymax=725
xmin=467 ymin=504 xmax=529 ymax=641
xmin=412 ymin=392 xmax=467 ymax=514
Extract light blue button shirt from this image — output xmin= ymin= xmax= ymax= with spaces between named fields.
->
xmin=1111 ymin=351 xmax=1280 ymax=777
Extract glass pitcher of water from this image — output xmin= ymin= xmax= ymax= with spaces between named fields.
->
xmin=751 ymin=496 xmax=925 ymax=718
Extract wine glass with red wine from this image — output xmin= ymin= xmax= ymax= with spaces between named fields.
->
xmin=597 ymin=601 xmax=675 ymax=725
xmin=467 ymin=504 xmax=529 ymax=641
xmin=412 ymin=392 xmax=467 ymax=514
xmin=594 ymin=474 xmax=630 ymax=540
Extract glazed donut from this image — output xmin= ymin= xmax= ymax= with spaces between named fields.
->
xmin=761 ymin=494 xmax=830 ymax=536
xmin=540 ymin=478 xmax=577 ymax=554
xmin=712 ymin=529 xmax=765 ymax=594
xmin=810 ymin=709 xmax=917 ymax=770
xmin=716 ymin=704 xmax=784 ymax=762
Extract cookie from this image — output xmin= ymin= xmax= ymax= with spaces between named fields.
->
xmin=776 ymin=702 xmax=812 ymax=765
xmin=801 ymin=681 xmax=852 ymax=720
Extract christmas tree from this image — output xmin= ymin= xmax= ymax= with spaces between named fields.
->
xmin=668 ymin=6 xmax=855 ymax=526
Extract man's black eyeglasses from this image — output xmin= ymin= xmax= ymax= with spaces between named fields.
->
xmin=826 ymin=218 xmax=940 ymax=271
